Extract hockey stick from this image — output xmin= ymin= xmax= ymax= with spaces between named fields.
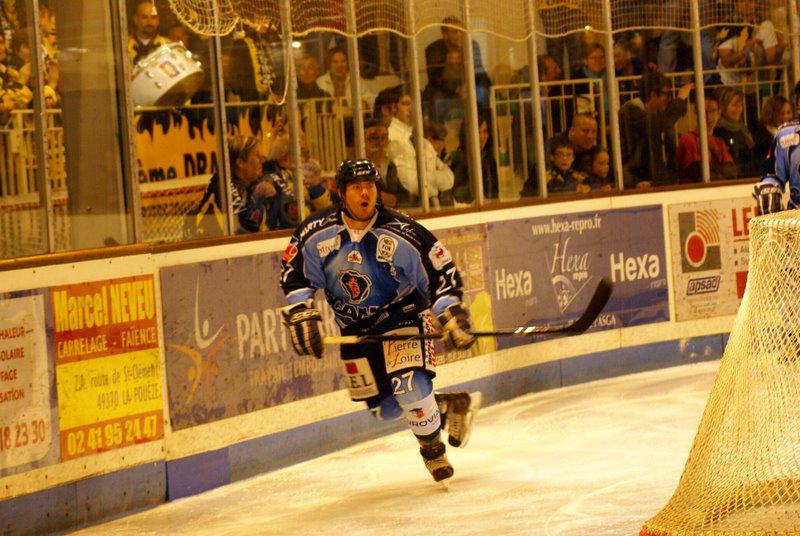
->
xmin=324 ymin=277 xmax=613 ymax=345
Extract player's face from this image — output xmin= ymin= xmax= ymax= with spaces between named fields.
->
xmin=343 ymin=180 xmax=378 ymax=220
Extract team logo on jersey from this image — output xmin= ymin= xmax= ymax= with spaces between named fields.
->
xmin=282 ymin=243 xmax=298 ymax=262
xmin=316 ymin=235 xmax=341 ymax=258
xmin=428 ymin=241 xmax=453 ymax=270
xmin=376 ymin=235 xmax=398 ymax=263
xmin=347 ymin=250 xmax=363 ymax=264
xmin=338 ymin=270 xmax=372 ymax=304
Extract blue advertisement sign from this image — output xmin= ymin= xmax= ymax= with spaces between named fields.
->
xmin=160 ymin=253 xmax=342 ymax=430
xmin=486 ymin=206 xmax=669 ymax=349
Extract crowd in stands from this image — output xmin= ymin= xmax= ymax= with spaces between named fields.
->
xmin=1 ymin=1 xmax=796 ymax=235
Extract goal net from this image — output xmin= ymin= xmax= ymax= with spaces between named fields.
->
xmin=641 ymin=211 xmax=800 ymax=535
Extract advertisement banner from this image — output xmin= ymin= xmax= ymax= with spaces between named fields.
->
xmin=487 ymin=206 xmax=669 ymax=350
xmin=53 ymin=275 xmax=163 ymax=461
xmin=435 ymin=224 xmax=495 ymax=364
xmin=668 ymin=199 xmax=756 ymax=321
xmin=160 ymin=253 xmax=342 ymax=431
xmin=0 ymin=293 xmax=52 ymax=470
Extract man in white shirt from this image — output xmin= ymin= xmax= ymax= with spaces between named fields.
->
xmin=385 ymin=87 xmax=454 ymax=208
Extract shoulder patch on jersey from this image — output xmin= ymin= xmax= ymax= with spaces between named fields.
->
xmin=376 ymin=235 xmax=398 ymax=263
xmin=283 ymin=243 xmax=298 ymax=262
xmin=338 ymin=270 xmax=372 ymax=304
xmin=779 ymin=132 xmax=800 ymax=148
xmin=316 ymin=234 xmax=341 ymax=258
xmin=428 ymin=241 xmax=453 ymax=270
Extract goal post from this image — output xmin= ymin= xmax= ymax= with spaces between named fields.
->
xmin=641 ymin=211 xmax=800 ymax=535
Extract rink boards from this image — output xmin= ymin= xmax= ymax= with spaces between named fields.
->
xmin=0 ymin=183 xmax=753 ymax=533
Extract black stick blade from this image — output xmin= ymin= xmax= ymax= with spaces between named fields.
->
xmin=566 ymin=277 xmax=613 ymax=334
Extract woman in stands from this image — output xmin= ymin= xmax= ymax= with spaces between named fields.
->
xmin=713 ymin=86 xmax=756 ymax=177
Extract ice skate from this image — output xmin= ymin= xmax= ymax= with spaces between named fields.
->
xmin=436 ymin=391 xmax=482 ymax=448
xmin=419 ymin=441 xmax=453 ymax=483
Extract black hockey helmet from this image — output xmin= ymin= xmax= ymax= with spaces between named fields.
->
xmin=334 ymin=159 xmax=381 ymax=197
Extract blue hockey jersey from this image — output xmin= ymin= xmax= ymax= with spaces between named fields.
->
xmin=762 ymin=120 xmax=800 ymax=209
xmin=280 ymin=205 xmax=463 ymax=333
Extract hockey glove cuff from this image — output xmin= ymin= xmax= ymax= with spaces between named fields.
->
xmin=754 ymin=180 xmax=783 ymax=215
xmin=281 ymin=299 xmax=325 ymax=358
xmin=435 ymin=302 xmax=476 ymax=351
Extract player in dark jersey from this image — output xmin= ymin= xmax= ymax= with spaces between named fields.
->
xmin=280 ymin=159 xmax=481 ymax=483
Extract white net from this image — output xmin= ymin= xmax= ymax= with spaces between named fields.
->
xmin=167 ymin=0 xmax=239 ymax=35
xmin=641 ymin=211 xmax=800 ymax=536
xmin=356 ymin=0 xmax=407 ymax=36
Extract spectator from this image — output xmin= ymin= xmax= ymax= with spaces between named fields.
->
xmin=571 ymin=43 xmax=607 ymax=114
xmin=9 ymin=29 xmax=30 ymax=87
xmin=546 ymin=139 xmax=588 ymax=195
xmin=676 ymin=92 xmax=736 ymax=182
xmin=545 ymin=112 xmax=599 ymax=174
xmin=296 ymin=54 xmax=330 ymax=99
xmin=127 ymin=0 xmax=169 ymax=64
xmin=713 ymin=0 xmax=785 ymax=88
xmin=386 ymin=86 xmax=454 ymax=208
xmin=166 ymin=23 xmax=191 ymax=48
xmin=0 ymin=33 xmax=30 ymax=112
xmin=262 ymin=135 xmax=331 ymax=229
xmin=586 ymin=146 xmax=613 ymax=191
xmin=423 ymin=120 xmax=454 ymax=206
xmin=363 ymin=116 xmax=407 ymax=208
xmin=714 ymin=86 xmax=755 ymax=177
xmin=449 ymin=114 xmax=498 ymax=204
xmin=316 ymin=46 xmax=375 ymax=109
xmin=618 ymin=71 xmax=693 ymax=187
xmin=753 ymin=95 xmax=792 ymax=163
xmin=192 ymin=135 xmax=276 ymax=235
xmin=423 ymin=17 xmax=491 ymax=121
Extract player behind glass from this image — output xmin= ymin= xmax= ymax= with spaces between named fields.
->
xmin=279 ymin=159 xmax=481 ymax=483
xmin=754 ymin=81 xmax=800 ymax=214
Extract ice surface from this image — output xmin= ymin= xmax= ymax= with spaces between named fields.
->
xmin=74 ymin=361 xmax=718 ymax=536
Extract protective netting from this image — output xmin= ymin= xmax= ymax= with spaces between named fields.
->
xmin=167 ymin=0 xmax=238 ymax=35
xmin=139 ymin=176 xmax=208 ymax=243
xmin=168 ymin=0 xmax=800 ymax=40
xmin=640 ymin=212 xmax=800 ymax=536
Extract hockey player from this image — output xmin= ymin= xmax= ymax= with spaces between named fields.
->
xmin=279 ymin=159 xmax=481 ymax=483
xmin=753 ymin=81 xmax=800 ymax=215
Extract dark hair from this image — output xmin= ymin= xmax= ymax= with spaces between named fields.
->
xmin=549 ymin=139 xmax=573 ymax=156
xmin=364 ymin=116 xmax=385 ymax=130
xmin=760 ymin=95 xmax=791 ymax=128
xmin=424 ymin=120 xmax=447 ymax=141
xmin=325 ymin=46 xmax=348 ymax=70
xmin=374 ymin=84 xmax=403 ymax=111
xmin=640 ymin=71 xmax=670 ymax=101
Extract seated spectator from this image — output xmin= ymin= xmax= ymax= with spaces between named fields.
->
xmin=676 ymin=92 xmax=736 ymax=182
xmin=363 ymin=116 xmax=408 ymax=208
xmin=586 ymin=146 xmax=613 ymax=191
xmin=571 ymin=43 xmax=607 ymax=114
xmin=262 ymin=135 xmax=330 ymax=229
xmin=296 ymin=54 xmax=330 ymax=100
xmin=547 ymin=140 xmax=588 ymax=195
xmin=618 ymin=71 xmax=693 ymax=188
xmin=10 ymin=29 xmax=30 ymax=88
xmin=753 ymin=95 xmax=792 ymax=164
xmin=316 ymin=46 xmax=375 ymax=109
xmin=191 ymin=135 xmax=276 ymax=235
xmin=385 ymin=86 xmax=454 ymax=208
xmin=424 ymin=120 xmax=455 ymax=206
xmin=549 ymin=112 xmax=599 ymax=173
xmin=0 ymin=33 xmax=31 ymax=113
xmin=614 ymin=40 xmax=645 ymax=99
xmin=449 ymin=114 xmax=498 ymax=204
xmin=714 ymin=86 xmax=755 ymax=177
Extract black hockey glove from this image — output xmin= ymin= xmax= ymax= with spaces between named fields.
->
xmin=281 ymin=299 xmax=325 ymax=358
xmin=435 ymin=302 xmax=476 ymax=351
xmin=754 ymin=180 xmax=783 ymax=215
